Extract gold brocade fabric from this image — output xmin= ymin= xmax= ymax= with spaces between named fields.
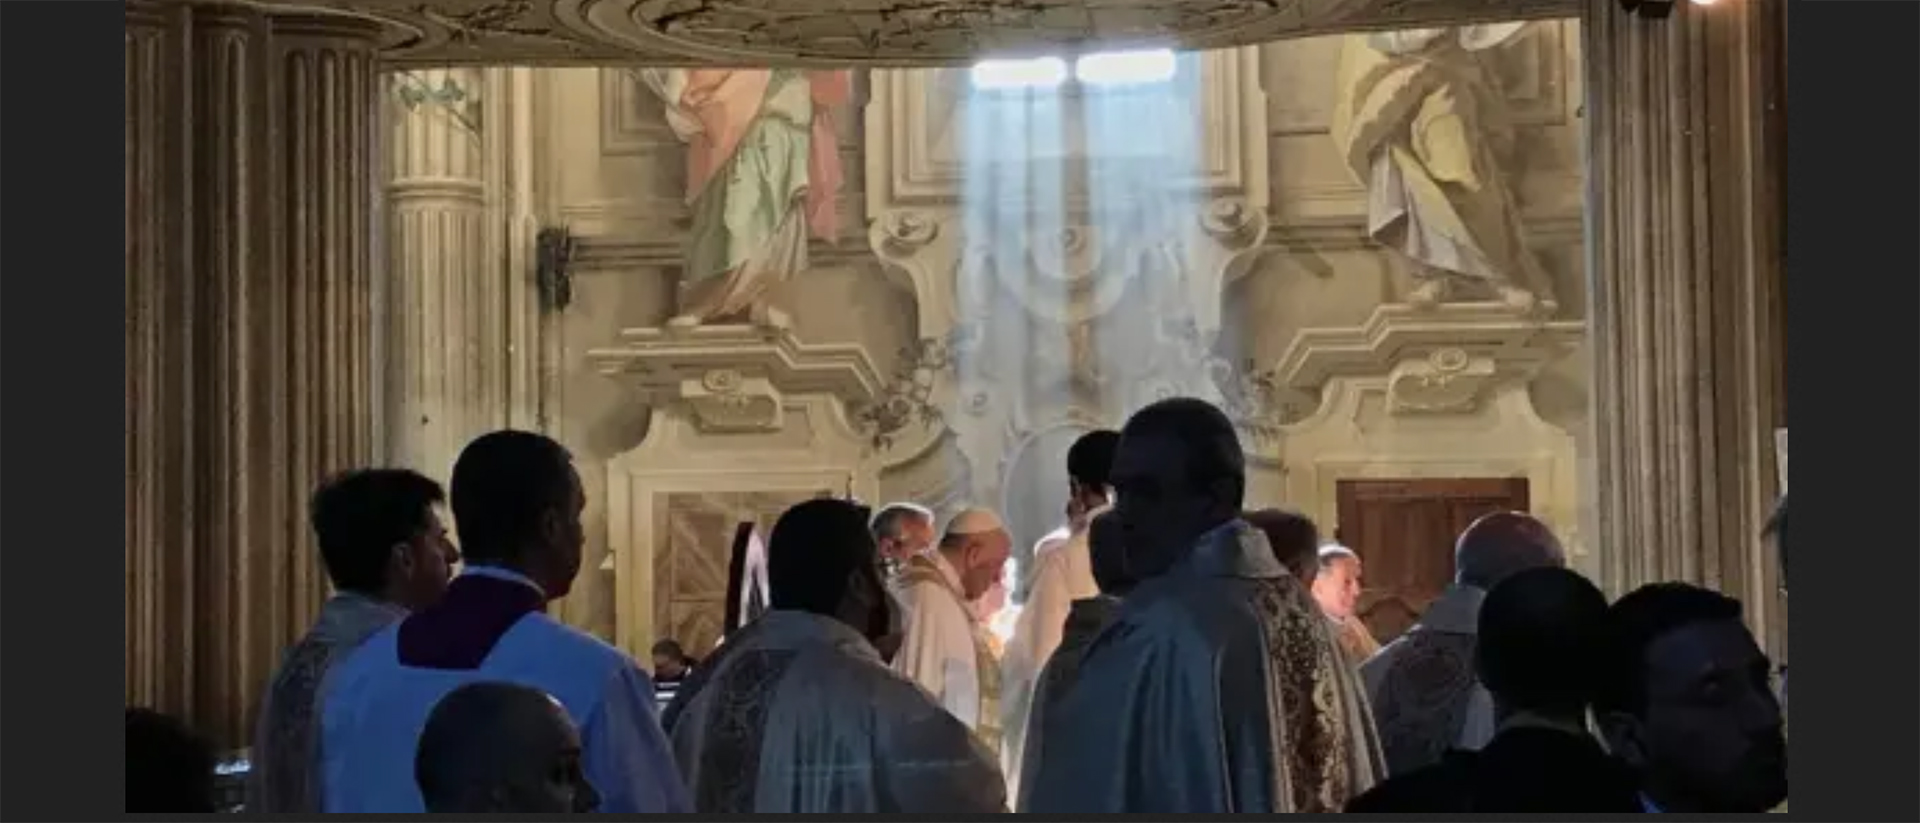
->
xmin=900 ymin=555 xmax=1004 ymax=751
xmin=1252 ymin=578 xmax=1359 ymax=813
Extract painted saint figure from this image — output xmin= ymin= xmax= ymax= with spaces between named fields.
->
xmin=641 ymin=69 xmax=852 ymax=330
xmin=1331 ymin=25 xmax=1553 ymax=311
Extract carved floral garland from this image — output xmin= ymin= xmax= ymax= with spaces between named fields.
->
xmin=854 ymin=327 xmax=978 ymax=452
xmin=391 ymin=71 xmax=480 ymax=136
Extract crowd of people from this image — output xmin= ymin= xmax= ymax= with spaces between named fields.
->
xmin=125 ymin=396 xmax=1789 ymax=814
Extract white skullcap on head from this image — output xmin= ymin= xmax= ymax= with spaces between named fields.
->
xmin=1319 ymin=543 xmax=1359 ymax=562
xmin=944 ymin=507 xmax=1007 ymax=537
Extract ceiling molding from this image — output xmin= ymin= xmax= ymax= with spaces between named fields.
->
xmin=228 ymin=0 xmax=1581 ymax=67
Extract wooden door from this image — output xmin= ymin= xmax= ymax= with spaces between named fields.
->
xmin=1334 ymin=477 xmax=1531 ymax=644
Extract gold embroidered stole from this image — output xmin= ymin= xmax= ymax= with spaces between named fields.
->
xmin=901 ymin=554 xmax=1004 ymax=751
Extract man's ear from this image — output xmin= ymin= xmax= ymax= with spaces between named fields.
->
xmin=1594 ymin=710 xmax=1648 ymax=767
xmin=389 ymin=542 xmax=416 ymax=576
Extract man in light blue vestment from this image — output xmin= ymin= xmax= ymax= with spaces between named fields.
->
xmin=319 ymin=431 xmax=690 ymax=813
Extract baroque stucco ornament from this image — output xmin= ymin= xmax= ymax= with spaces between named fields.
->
xmin=238 ymin=0 xmax=1578 ymax=66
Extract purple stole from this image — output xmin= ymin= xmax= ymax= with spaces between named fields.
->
xmin=397 ymin=574 xmax=547 ymax=670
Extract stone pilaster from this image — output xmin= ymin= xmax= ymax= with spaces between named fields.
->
xmin=1583 ymin=0 xmax=1786 ymax=647
xmin=384 ymin=68 xmax=507 ymax=482
xmin=125 ymin=0 xmax=383 ymax=747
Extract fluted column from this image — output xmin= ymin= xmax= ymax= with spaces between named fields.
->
xmin=384 ymin=68 xmax=509 ymax=482
xmin=125 ymin=0 xmax=383 ymax=748
xmin=1583 ymin=0 xmax=1786 ymax=647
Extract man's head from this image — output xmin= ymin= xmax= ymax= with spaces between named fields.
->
xmin=125 ymin=708 xmax=217 ymax=813
xmin=937 ymin=507 xmax=1013 ymax=601
xmin=1454 ymin=511 xmax=1566 ymax=590
xmin=1086 ymin=510 xmax=1136 ymax=597
xmin=869 ymin=502 xmax=935 ymax=564
xmin=769 ymin=497 xmax=893 ymax=642
xmin=1476 ymin=566 xmax=1608 ymax=723
xmin=311 ymin=468 xmax=458 ymax=610
xmin=1311 ymin=544 xmax=1364 ymax=621
xmin=449 ymin=431 xmax=585 ymax=599
xmin=1244 ymin=508 xmax=1322 ymax=586
xmin=1111 ymin=397 xmax=1246 ymax=578
xmin=1065 ymin=429 xmax=1121 ymax=521
xmin=650 ymin=639 xmax=690 ymax=680
xmin=415 ymin=682 xmax=597 ymax=813
xmin=1594 ymin=583 xmax=1786 ymax=813
xmin=1764 ymin=494 xmax=1787 ymax=594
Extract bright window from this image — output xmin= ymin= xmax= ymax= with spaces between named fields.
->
xmin=969 ymin=48 xmax=1178 ymax=91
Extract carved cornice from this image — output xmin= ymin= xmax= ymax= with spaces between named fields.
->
xmin=1274 ymin=302 xmax=1584 ymax=416
xmin=567 ymin=212 xmax=1584 ymax=270
xmin=587 ymin=325 xmax=884 ymax=434
xmin=570 ymin=236 xmax=878 ymax=271
xmin=238 ymin=0 xmax=1580 ymax=67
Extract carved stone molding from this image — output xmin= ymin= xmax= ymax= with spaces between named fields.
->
xmin=244 ymin=0 xmax=1579 ymax=66
xmin=1583 ymin=0 xmax=1784 ymax=650
xmin=587 ymin=325 xmax=885 ymax=436
xmin=126 ymin=0 xmax=382 ymax=747
xmin=1274 ymin=302 xmax=1584 ymax=417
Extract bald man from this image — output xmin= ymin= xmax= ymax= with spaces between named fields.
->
xmin=1361 ymin=511 xmax=1567 ymax=777
xmin=892 ymin=507 xmax=1013 ymax=749
xmin=415 ymin=682 xmax=598 ymax=813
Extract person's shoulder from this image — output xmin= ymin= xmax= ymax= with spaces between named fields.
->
xmin=1346 ymin=754 xmax=1476 ymax=812
xmin=518 ymin=614 xmax=650 ymax=678
xmin=319 ymin=623 xmax=400 ymax=689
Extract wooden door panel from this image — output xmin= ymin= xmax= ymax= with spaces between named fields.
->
xmin=1335 ymin=478 xmax=1530 ymax=644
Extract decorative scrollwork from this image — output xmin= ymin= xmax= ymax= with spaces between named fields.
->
xmin=1159 ymin=315 xmax=1314 ymax=443
xmin=853 ymin=326 xmax=978 ymax=452
xmin=391 ymin=71 xmax=480 ymax=136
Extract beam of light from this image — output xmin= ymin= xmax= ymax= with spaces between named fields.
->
xmin=959 ymin=61 xmax=1069 ymax=605
xmin=952 ymin=51 xmax=1205 ymax=608
xmin=969 ymin=57 xmax=1069 ymax=90
xmin=1074 ymin=48 xmax=1178 ymax=87
xmin=1081 ymin=49 xmax=1204 ymax=414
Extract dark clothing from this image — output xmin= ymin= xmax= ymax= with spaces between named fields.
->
xmin=1346 ymin=726 xmax=1641 ymax=813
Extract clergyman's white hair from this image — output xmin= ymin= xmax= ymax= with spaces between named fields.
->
xmin=869 ymin=502 xmax=935 ymax=540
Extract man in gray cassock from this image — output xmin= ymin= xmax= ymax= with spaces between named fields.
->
xmin=663 ymin=498 xmax=1006 ymax=813
xmin=1015 ymin=510 xmax=1133 ymax=811
xmin=1026 ymin=398 xmax=1384 ymax=813
xmin=1360 ymin=510 xmax=1566 ymax=776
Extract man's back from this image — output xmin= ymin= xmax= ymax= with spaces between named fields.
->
xmin=1361 ymin=585 xmax=1494 ymax=775
xmin=1348 ymin=726 xmax=1640 ymax=813
xmin=320 ymin=608 xmax=686 ymax=813
xmin=667 ymin=611 xmax=1004 ymax=813
xmin=1029 ymin=524 xmax=1382 ymax=813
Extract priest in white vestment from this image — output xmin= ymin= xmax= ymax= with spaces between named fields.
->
xmin=1027 ymin=398 xmax=1385 ymax=813
xmin=892 ymin=507 xmax=1013 ymax=749
xmin=1000 ymin=429 xmax=1118 ymax=802
xmin=1361 ymin=511 xmax=1564 ymax=776
xmin=664 ymin=498 xmax=1006 ymax=812
xmin=318 ymin=431 xmax=689 ymax=813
